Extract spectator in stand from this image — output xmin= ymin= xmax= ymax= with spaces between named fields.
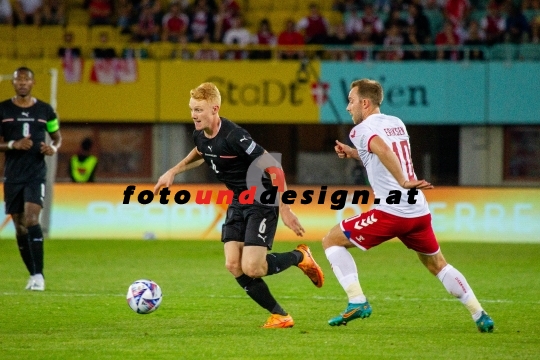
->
xmin=384 ymin=8 xmax=407 ymax=32
xmin=85 ymin=0 xmax=114 ymax=26
xmin=92 ymin=31 xmax=117 ymax=59
xmin=463 ymin=20 xmax=486 ymax=60
xmin=480 ymin=1 xmax=506 ymax=45
xmin=0 ymin=0 xmax=13 ymax=25
xmin=407 ymin=4 xmax=431 ymax=44
xmin=297 ymin=3 xmax=330 ymax=44
xmin=445 ymin=0 xmax=470 ymax=38
xmin=403 ymin=24 xmax=427 ymax=60
xmin=352 ymin=25 xmax=376 ymax=61
xmin=345 ymin=10 xmax=364 ymax=38
xmin=42 ymin=0 xmax=65 ymax=25
xmin=122 ymin=38 xmax=150 ymax=59
xmin=252 ymin=18 xmax=276 ymax=60
xmin=58 ymin=31 xmax=82 ymax=58
xmin=436 ymin=21 xmax=460 ymax=60
xmin=14 ymin=0 xmax=43 ymax=25
xmin=532 ymin=16 xmax=540 ymax=43
xmin=116 ymin=0 xmax=135 ymax=35
xmin=277 ymin=18 xmax=305 ymax=60
xmin=380 ymin=23 xmax=404 ymax=61
xmin=193 ymin=33 xmax=220 ymax=60
xmin=161 ymin=1 xmax=189 ymax=43
xmin=332 ymin=0 xmax=362 ymax=13
xmin=325 ymin=23 xmax=354 ymax=60
xmin=171 ymin=34 xmax=193 ymax=59
xmin=223 ymin=14 xmax=251 ymax=60
xmin=188 ymin=0 xmax=216 ymax=42
xmin=133 ymin=4 xmax=161 ymax=43
xmin=361 ymin=4 xmax=385 ymax=42
xmin=505 ymin=4 xmax=530 ymax=44
xmin=214 ymin=0 xmax=240 ymax=41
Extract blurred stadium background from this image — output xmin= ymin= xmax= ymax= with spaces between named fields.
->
xmin=0 ymin=0 xmax=539 ymax=242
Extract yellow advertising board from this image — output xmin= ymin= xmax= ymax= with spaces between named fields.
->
xmin=0 ymin=184 xmax=538 ymax=243
xmin=158 ymin=61 xmax=320 ymax=123
xmin=0 ymin=59 xmax=158 ymax=122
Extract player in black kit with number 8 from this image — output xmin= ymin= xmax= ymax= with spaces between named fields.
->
xmin=0 ymin=67 xmax=62 ymax=291
xmin=154 ymin=82 xmax=324 ymax=328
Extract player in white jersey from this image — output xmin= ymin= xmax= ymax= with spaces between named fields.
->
xmin=322 ymin=79 xmax=494 ymax=332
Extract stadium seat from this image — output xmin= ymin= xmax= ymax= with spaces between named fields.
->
xmin=523 ymin=9 xmax=540 ymax=23
xmin=269 ymin=11 xmax=298 ymax=33
xmin=15 ymin=26 xmax=40 ymax=43
xmin=0 ymin=41 xmax=16 ymax=58
xmin=68 ymin=8 xmax=90 ymax=25
xmin=247 ymin=0 xmax=274 ymax=12
xmin=322 ymin=10 xmax=343 ymax=26
xmin=272 ymin=0 xmax=299 ymax=11
xmin=468 ymin=10 xmax=486 ymax=23
xmin=90 ymin=25 xmax=118 ymax=44
xmin=424 ymin=9 xmax=444 ymax=37
xmin=0 ymin=25 xmax=15 ymax=42
xmin=65 ymin=25 xmax=89 ymax=45
xmin=16 ymin=41 xmax=43 ymax=59
xmin=41 ymin=25 xmax=64 ymax=45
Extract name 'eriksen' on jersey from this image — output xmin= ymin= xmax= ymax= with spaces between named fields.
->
xmin=383 ymin=127 xmax=405 ymax=136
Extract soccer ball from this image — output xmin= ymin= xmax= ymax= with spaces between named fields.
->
xmin=126 ymin=279 xmax=162 ymax=314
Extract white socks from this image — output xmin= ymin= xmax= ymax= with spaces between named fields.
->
xmin=325 ymin=246 xmax=366 ymax=304
xmin=436 ymin=264 xmax=484 ymax=321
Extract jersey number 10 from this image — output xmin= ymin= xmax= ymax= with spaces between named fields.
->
xmin=392 ymin=140 xmax=415 ymax=180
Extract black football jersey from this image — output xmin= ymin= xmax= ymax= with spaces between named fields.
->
xmin=193 ymin=118 xmax=273 ymax=197
xmin=0 ymin=98 xmax=59 ymax=183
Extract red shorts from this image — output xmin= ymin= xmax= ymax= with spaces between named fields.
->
xmin=340 ymin=209 xmax=440 ymax=255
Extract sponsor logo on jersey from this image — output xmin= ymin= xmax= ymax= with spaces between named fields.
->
xmin=246 ymin=141 xmax=256 ymax=155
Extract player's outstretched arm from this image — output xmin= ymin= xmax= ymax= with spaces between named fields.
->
xmin=153 ymin=147 xmax=204 ymax=195
xmin=335 ymin=140 xmax=360 ymax=160
xmin=370 ymin=136 xmax=433 ymax=190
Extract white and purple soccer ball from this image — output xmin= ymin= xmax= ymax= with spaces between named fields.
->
xmin=126 ymin=279 xmax=162 ymax=314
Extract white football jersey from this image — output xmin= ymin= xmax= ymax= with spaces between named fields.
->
xmin=350 ymin=113 xmax=429 ymax=218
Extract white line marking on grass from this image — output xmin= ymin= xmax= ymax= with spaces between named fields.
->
xmin=3 ymin=292 xmax=539 ymax=304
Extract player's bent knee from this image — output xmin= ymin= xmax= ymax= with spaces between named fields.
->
xmin=322 ymin=225 xmax=348 ymax=249
xmin=242 ymin=264 xmax=265 ymax=278
xmin=225 ymin=260 xmax=242 ymax=275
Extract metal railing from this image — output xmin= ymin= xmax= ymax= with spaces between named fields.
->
xmin=1 ymin=41 xmax=539 ymax=61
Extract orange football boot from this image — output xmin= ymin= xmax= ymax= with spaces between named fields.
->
xmin=262 ymin=314 xmax=295 ymax=328
xmin=296 ymin=244 xmax=324 ymax=288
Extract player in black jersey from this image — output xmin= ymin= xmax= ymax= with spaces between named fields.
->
xmin=154 ymin=82 xmax=324 ymax=328
xmin=0 ymin=67 xmax=62 ymax=291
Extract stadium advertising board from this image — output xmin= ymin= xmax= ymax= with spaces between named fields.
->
xmin=2 ymin=60 xmax=538 ymax=124
xmin=319 ymin=62 xmax=486 ymax=125
xmin=0 ymin=184 xmax=538 ymax=243
xmin=158 ymin=61 xmax=320 ymax=123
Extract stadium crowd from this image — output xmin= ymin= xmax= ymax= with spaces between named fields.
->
xmin=0 ymin=0 xmax=539 ymax=60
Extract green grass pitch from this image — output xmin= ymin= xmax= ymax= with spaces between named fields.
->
xmin=0 ymin=240 xmax=539 ymax=359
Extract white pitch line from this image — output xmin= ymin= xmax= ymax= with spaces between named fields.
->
xmin=2 ymin=292 xmax=538 ymax=304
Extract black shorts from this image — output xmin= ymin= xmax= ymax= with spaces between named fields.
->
xmin=4 ymin=180 xmax=45 ymax=214
xmin=222 ymin=200 xmax=279 ymax=250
